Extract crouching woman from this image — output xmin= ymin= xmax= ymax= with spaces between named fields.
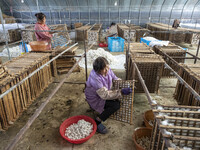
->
xmin=85 ymin=57 xmax=132 ymax=134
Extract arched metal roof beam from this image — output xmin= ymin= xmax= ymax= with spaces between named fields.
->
xmin=77 ymin=0 xmax=80 ymax=22
xmin=138 ymin=0 xmax=144 ymax=25
xmin=108 ymin=0 xmax=111 ymax=25
xmin=159 ymin=0 xmax=166 ymax=23
xmin=11 ymin=0 xmax=20 ymax=11
xmin=180 ymin=0 xmax=189 ymax=23
xmin=148 ymin=0 xmax=155 ymax=23
xmin=168 ymin=0 xmax=178 ymax=27
xmin=66 ymin=0 xmax=70 ymax=9
xmin=22 ymin=0 xmax=34 ymax=23
xmin=2 ymin=0 xmax=10 ymax=10
xmin=86 ymin=0 xmax=89 ymax=8
xmin=66 ymin=0 xmax=71 ymax=24
xmin=191 ymin=0 xmax=200 ymax=23
xmin=99 ymin=0 xmax=101 ymax=23
xmin=88 ymin=0 xmax=90 ymax=23
xmin=128 ymin=0 xmax=132 ymax=20
xmin=118 ymin=0 xmax=120 ymax=23
xmin=36 ymin=0 xmax=40 ymax=12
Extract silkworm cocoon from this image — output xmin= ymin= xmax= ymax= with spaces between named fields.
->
xmin=170 ymin=143 xmax=176 ymax=148
xmin=163 ymin=129 xmax=172 ymax=136
xmin=157 ymin=106 xmax=163 ymax=110
xmin=161 ymin=120 xmax=168 ymax=125
xmin=183 ymin=147 xmax=192 ymax=150
xmin=65 ymin=119 xmax=93 ymax=140
xmin=158 ymin=113 xmax=165 ymax=117
xmin=152 ymin=100 xmax=157 ymax=105
xmin=168 ymin=123 xmax=174 ymax=126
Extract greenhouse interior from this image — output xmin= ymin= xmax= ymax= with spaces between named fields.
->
xmin=0 ymin=0 xmax=200 ymax=150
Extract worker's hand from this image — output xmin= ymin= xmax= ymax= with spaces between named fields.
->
xmin=121 ymin=88 xmax=132 ymax=95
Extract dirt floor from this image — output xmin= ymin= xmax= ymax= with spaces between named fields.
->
xmin=0 ymin=42 xmax=200 ymax=150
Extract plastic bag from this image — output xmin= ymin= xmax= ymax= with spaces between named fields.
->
xmin=19 ymin=42 xmax=28 ymax=54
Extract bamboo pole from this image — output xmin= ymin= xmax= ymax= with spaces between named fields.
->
xmin=153 ymin=109 xmax=200 ymax=114
xmin=160 ymin=125 xmax=200 ymax=131
xmin=156 ymin=115 xmax=200 ymax=122
xmin=160 ymin=105 xmax=200 ymax=109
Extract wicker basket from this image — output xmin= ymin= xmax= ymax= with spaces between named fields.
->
xmin=29 ymin=41 xmax=48 ymax=51
xmin=143 ymin=110 xmax=154 ymax=128
xmin=132 ymin=127 xmax=152 ymax=150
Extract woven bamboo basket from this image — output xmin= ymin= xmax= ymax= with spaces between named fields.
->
xmin=143 ymin=110 xmax=154 ymax=128
xmin=133 ymin=127 xmax=152 ymax=150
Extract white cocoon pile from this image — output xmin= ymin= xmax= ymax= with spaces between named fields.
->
xmin=77 ymin=48 xmax=125 ymax=70
xmin=65 ymin=119 xmax=93 ymax=140
xmin=149 ymin=40 xmax=169 ymax=47
xmin=143 ymin=36 xmax=169 ymax=47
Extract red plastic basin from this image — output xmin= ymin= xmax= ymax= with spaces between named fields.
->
xmin=99 ymin=43 xmax=108 ymax=47
xmin=59 ymin=115 xmax=97 ymax=144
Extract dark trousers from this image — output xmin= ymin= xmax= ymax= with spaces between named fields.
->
xmin=98 ymin=100 xmax=120 ymax=121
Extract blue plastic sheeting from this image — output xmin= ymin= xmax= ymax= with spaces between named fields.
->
xmin=140 ymin=38 xmax=152 ymax=46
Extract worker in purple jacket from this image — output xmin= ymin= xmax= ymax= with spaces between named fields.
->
xmin=85 ymin=57 xmax=132 ymax=134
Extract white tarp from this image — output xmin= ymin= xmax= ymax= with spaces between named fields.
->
xmin=143 ymin=36 xmax=169 ymax=47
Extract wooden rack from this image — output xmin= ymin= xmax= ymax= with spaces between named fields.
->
xmin=75 ymin=25 xmax=91 ymax=41
xmin=54 ymin=46 xmax=80 ymax=74
xmin=154 ymin=44 xmax=186 ymax=77
xmin=87 ymin=24 xmax=102 ymax=45
xmin=150 ymin=105 xmax=200 ymax=149
xmin=126 ymin=42 xmax=155 ymax=54
xmin=117 ymin=24 xmax=150 ymax=42
xmin=0 ymin=53 xmax=52 ymax=130
xmin=127 ymin=44 xmax=164 ymax=93
xmin=174 ymin=64 xmax=200 ymax=106
xmin=147 ymin=23 xmax=200 ymax=45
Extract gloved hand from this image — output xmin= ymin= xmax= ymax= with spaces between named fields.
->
xmin=121 ymin=88 xmax=132 ymax=95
